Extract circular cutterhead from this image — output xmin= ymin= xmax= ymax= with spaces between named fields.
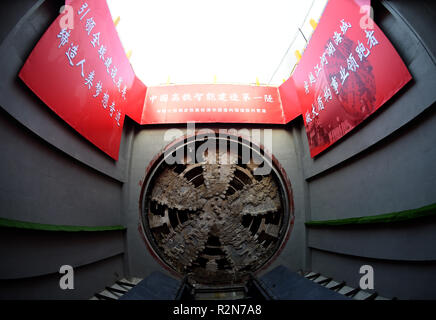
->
xmin=140 ymin=132 xmax=293 ymax=286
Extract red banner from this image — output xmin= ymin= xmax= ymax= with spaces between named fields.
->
xmin=19 ymin=0 xmax=411 ymax=160
xmin=140 ymin=84 xmax=289 ymax=125
xmin=279 ymin=78 xmax=303 ymax=124
xmin=124 ymin=75 xmax=147 ymax=124
xmin=19 ymin=0 xmax=146 ymax=160
xmin=280 ymin=0 xmax=411 ymax=157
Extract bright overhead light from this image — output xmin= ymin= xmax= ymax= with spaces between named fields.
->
xmin=107 ymin=0 xmax=327 ymax=86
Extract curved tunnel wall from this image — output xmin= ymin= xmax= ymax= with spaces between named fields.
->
xmin=124 ymin=0 xmax=436 ymax=299
xmin=0 ymin=0 xmax=435 ymax=299
xmin=0 ymin=0 xmax=132 ymax=299
xmin=302 ymin=0 xmax=436 ymax=299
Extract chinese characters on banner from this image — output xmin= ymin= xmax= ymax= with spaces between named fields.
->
xmin=280 ymin=0 xmax=411 ymax=157
xmin=19 ymin=0 xmax=411 ymax=160
xmin=140 ymin=84 xmax=287 ymax=125
xmin=19 ymin=0 xmax=146 ymax=160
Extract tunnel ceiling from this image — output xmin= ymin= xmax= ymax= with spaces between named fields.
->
xmin=141 ymin=134 xmax=292 ymax=286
